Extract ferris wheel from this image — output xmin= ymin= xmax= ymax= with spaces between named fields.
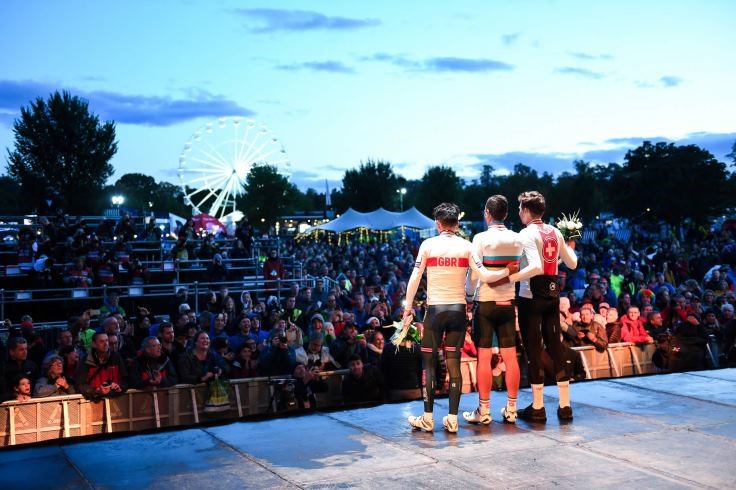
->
xmin=178 ymin=117 xmax=290 ymax=220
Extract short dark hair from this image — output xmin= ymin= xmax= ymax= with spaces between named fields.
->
xmin=91 ymin=331 xmax=108 ymax=343
xmin=433 ymin=202 xmax=460 ymax=227
xmin=518 ymin=191 xmax=545 ymax=217
xmin=142 ymin=336 xmax=160 ymax=350
xmin=485 ymin=195 xmax=508 ymax=221
xmin=212 ymin=336 xmax=229 ymax=350
xmin=348 ymin=354 xmax=362 ymax=364
xmin=7 ymin=336 xmax=27 ymax=350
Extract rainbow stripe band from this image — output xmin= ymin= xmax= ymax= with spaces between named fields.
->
xmin=482 ymin=255 xmax=520 ymax=267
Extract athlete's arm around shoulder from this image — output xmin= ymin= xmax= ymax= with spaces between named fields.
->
xmin=466 ymin=238 xmax=510 ymax=283
xmin=509 ymin=227 xmax=542 ymax=283
xmin=556 ymin=228 xmax=578 ymax=270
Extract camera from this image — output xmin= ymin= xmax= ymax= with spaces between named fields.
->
xmin=268 ymin=378 xmax=297 ymax=411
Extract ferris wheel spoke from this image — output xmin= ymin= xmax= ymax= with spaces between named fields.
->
xmin=193 ymin=185 xmax=226 ymax=212
xmin=186 ymin=174 xmax=230 ymax=201
xmin=242 ymin=140 xmax=276 ymax=166
xmin=180 ymin=118 xmax=288 ymax=220
xmin=195 ymin=146 xmax=231 ymax=170
xmin=183 ymin=173 xmax=233 ymax=187
xmin=201 ymin=140 xmax=233 ymax=171
xmin=209 ymin=186 xmax=233 ymax=217
xmin=237 ymin=125 xmax=257 ymax=164
xmin=185 ymin=156 xmax=231 ymax=171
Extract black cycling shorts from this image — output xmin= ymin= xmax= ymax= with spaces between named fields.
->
xmin=473 ymin=300 xmax=516 ymax=349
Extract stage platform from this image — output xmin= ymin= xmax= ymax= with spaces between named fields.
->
xmin=2 ymin=369 xmax=735 ymax=489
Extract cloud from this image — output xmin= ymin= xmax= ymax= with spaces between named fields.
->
xmin=659 ymin=75 xmax=683 ymax=87
xmin=235 ymin=8 xmax=380 ymax=33
xmin=470 ymin=151 xmax=577 ymax=176
xmin=289 ymin=167 xmax=344 ymax=190
xmin=501 ymin=33 xmax=521 ymax=46
xmin=567 ymin=51 xmax=614 ymax=61
xmin=275 ymin=61 xmax=356 ymax=74
xmin=554 ymin=67 xmax=605 ymax=79
xmin=362 ymin=53 xmax=514 ymax=73
xmin=0 ymin=79 xmax=254 ymax=127
xmin=425 ymin=57 xmax=514 ymax=73
xmin=361 ymin=53 xmax=419 ymax=68
xmin=463 ymin=131 xmax=736 ymax=178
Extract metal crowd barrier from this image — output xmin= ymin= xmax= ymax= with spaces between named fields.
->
xmin=0 ymin=370 xmax=348 ymax=448
xmin=0 ymin=344 xmax=667 ymax=448
xmin=573 ymin=342 xmax=659 ymax=379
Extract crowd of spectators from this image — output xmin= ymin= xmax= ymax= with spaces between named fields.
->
xmin=1 ymin=212 xmax=735 ymax=411
xmin=7 ymin=212 xmax=258 ymax=289
xmin=0 ymin=278 xmax=425 ymax=407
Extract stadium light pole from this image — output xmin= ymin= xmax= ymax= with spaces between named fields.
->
xmin=397 ymin=187 xmax=407 ymax=211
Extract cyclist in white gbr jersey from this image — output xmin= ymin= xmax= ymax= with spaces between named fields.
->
xmin=403 ymin=203 xmax=518 ymax=433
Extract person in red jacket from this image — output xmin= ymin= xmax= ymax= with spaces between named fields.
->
xmin=620 ymin=306 xmax=653 ymax=344
xmin=263 ymin=249 xmax=284 ymax=296
xmin=76 ymin=332 xmax=127 ymax=399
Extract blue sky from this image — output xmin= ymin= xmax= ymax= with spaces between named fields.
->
xmin=1 ymin=0 xmax=734 ymax=193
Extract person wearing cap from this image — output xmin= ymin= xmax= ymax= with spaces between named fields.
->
xmin=403 ymin=202 xmax=517 ymax=433
xmin=33 ymin=355 xmax=75 ymax=398
xmin=207 ymin=253 xmax=228 ymax=284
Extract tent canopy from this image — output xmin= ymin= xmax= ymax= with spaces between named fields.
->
xmin=306 ymin=207 xmax=435 ymax=233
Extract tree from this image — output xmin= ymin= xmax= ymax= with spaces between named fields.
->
xmin=238 ymin=164 xmax=300 ymax=229
xmin=549 ymin=161 xmax=614 ymax=223
xmin=415 ymin=166 xmax=463 ymax=216
xmin=0 ymin=176 xmax=27 ymax=214
xmin=494 ymin=164 xmax=554 ymax=227
xmin=153 ymin=182 xmax=189 ymax=216
xmin=112 ymin=173 xmax=159 ymax=211
xmin=6 ymin=90 xmax=117 ymax=214
xmin=333 ymin=159 xmax=399 ymax=212
xmin=610 ymin=141 xmax=731 ymax=226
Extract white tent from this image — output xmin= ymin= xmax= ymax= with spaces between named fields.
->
xmin=306 ymin=207 xmax=435 ymax=233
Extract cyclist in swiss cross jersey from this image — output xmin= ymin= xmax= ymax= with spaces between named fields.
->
xmin=514 ymin=191 xmax=577 ymax=423
xmin=402 ymin=203 xmax=518 ymax=433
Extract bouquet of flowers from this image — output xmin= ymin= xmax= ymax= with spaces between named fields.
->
xmin=389 ymin=318 xmax=421 ymax=349
xmin=556 ymin=210 xmax=583 ymax=241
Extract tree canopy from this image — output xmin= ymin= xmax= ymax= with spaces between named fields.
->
xmin=415 ymin=166 xmax=463 ymax=216
xmin=238 ymin=164 xmax=301 ymax=227
xmin=333 ymin=159 xmax=401 ymax=212
xmin=609 ymin=141 xmax=731 ymax=226
xmin=6 ymin=90 xmax=117 ymax=214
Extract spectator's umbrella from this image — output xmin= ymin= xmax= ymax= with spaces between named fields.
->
xmin=191 ymin=213 xmax=225 ymax=234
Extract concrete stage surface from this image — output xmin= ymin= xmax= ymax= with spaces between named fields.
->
xmin=2 ymin=369 xmax=735 ymax=489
